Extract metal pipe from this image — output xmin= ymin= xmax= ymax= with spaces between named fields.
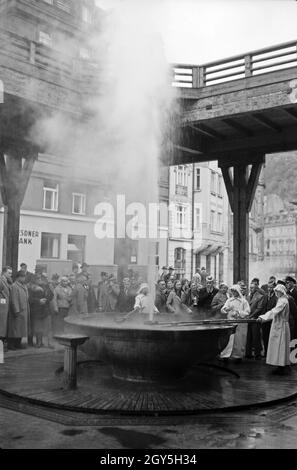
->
xmin=154 ymin=318 xmax=258 ymax=327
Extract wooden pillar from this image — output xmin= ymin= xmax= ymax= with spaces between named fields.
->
xmin=64 ymin=345 xmax=78 ymax=390
xmin=233 ymin=164 xmax=249 ymax=283
xmin=220 ymin=155 xmax=264 ymax=285
xmin=54 ymin=335 xmax=89 ymax=390
xmin=0 ymin=150 xmax=36 ymax=274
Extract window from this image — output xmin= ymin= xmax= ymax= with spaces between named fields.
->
xmin=82 ymin=5 xmax=92 ymax=23
xmin=196 ymin=168 xmax=201 ymax=190
xmin=41 ymin=233 xmax=60 ymax=259
xmin=175 ymin=165 xmax=188 ymax=187
xmin=67 ymin=235 xmax=86 ymax=264
xmin=218 ymin=175 xmax=223 ymax=197
xmin=279 ymin=239 xmax=284 ymax=253
xmin=174 ymin=247 xmax=186 ymax=275
xmin=176 ymin=205 xmax=187 ymax=227
xmin=217 ymin=212 xmax=223 ymax=232
xmin=39 ymin=31 xmax=52 ymax=47
xmin=210 ymin=210 xmax=216 ymax=231
xmin=210 ymin=171 xmax=216 ymax=193
xmin=195 ymin=207 xmax=201 ymax=231
xmin=72 ymin=193 xmax=86 ymax=215
xmin=43 ymin=182 xmax=58 ymax=211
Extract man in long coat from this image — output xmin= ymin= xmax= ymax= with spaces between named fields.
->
xmin=7 ymin=271 xmax=30 ymax=349
xmin=285 ymin=276 xmax=297 ymax=305
xmin=262 ymin=280 xmax=277 ymax=356
xmin=0 ymin=266 xmax=12 ymax=350
xmin=69 ymin=275 xmax=89 ymax=316
xmin=117 ymin=277 xmax=135 ymax=313
xmin=246 ymin=281 xmax=266 ymax=359
xmin=198 ymin=276 xmax=219 ymax=312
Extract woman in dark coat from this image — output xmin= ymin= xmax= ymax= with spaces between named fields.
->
xmin=7 ymin=271 xmax=30 ymax=349
xmin=28 ymin=274 xmax=53 ymax=348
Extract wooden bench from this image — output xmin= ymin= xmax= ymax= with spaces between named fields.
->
xmin=54 ymin=334 xmax=89 ymax=390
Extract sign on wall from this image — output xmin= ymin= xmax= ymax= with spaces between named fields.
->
xmin=19 ymin=230 xmax=40 ymax=246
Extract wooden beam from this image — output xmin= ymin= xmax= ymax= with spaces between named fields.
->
xmin=208 ymin=126 xmax=297 ymax=156
xmin=0 ymin=153 xmax=8 ymax=206
xmin=252 ymin=113 xmax=281 ymax=132
xmin=219 ymin=165 xmax=234 ymax=212
xmin=222 ymin=118 xmax=253 ymax=137
xmin=186 ymin=123 xmax=224 ymax=140
xmin=186 ymin=124 xmax=216 ymax=140
xmin=246 ymin=160 xmax=264 ymax=212
xmin=199 ymin=123 xmax=225 ymax=140
xmin=0 ymin=150 xmax=37 ymax=274
xmin=173 ymin=145 xmax=203 ymax=155
xmin=282 ymin=107 xmax=297 ymax=122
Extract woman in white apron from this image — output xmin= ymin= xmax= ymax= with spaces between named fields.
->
xmin=258 ymin=283 xmax=291 ymax=375
xmin=220 ymin=284 xmax=250 ymax=362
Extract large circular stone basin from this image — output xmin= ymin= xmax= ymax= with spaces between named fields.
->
xmin=65 ymin=313 xmax=235 ymax=383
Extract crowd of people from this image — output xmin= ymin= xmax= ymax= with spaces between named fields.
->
xmin=0 ymin=262 xmax=295 ymax=375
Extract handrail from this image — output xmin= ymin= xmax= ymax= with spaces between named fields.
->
xmin=172 ymin=38 xmax=297 ymax=88
xmin=204 ymin=39 xmax=297 ymax=66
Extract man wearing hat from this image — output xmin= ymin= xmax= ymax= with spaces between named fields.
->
xmin=198 ymin=276 xmax=219 ymax=310
xmin=261 ymin=276 xmax=276 ymax=294
xmin=7 ymin=271 xmax=30 ymax=350
xmin=246 ymin=280 xmax=266 ymax=359
xmin=159 ymin=266 xmax=168 ymax=282
xmin=97 ymin=272 xmax=108 ymax=312
xmin=81 ymin=262 xmax=90 ymax=279
xmin=20 ymin=263 xmax=33 ymax=285
xmin=285 ymin=276 xmax=297 ymax=306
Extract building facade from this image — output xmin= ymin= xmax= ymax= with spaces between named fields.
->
xmin=0 ymin=153 xmax=169 ymax=281
xmin=262 ymin=209 xmax=297 ymax=279
xmin=168 ymin=162 xmax=229 ymax=282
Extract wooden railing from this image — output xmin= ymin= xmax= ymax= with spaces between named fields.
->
xmin=172 ymin=39 xmax=297 ymax=88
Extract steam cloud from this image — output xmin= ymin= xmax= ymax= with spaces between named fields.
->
xmin=32 ymin=0 xmax=175 ymax=203
xmin=30 ymin=0 xmax=176 ymax=301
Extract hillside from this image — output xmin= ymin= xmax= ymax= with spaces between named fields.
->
xmin=264 ymin=151 xmax=297 ymax=203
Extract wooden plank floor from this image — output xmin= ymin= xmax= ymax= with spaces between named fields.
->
xmin=0 ymin=351 xmax=297 ymax=415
